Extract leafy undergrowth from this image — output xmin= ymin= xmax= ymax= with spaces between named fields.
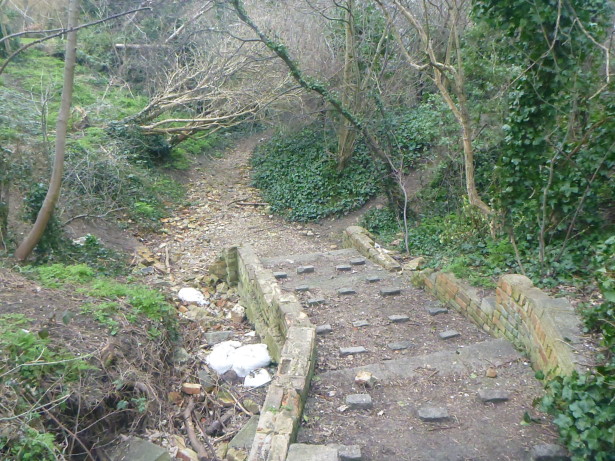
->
xmin=251 ymin=126 xmax=385 ymax=221
xmin=361 ymin=204 xmax=518 ymax=288
xmin=0 ymin=263 xmax=178 ymax=459
xmin=540 ymin=237 xmax=615 ymax=460
xmin=0 ymin=314 xmax=92 ymax=460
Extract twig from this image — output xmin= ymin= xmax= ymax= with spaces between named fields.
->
xmin=165 ymin=246 xmax=171 ymax=273
xmin=183 ymin=397 xmax=209 ymax=461
xmin=227 ymin=389 xmax=253 ymax=416
xmin=508 ymin=228 xmax=527 ymax=276
xmin=235 ymin=201 xmax=268 ymax=207
xmin=426 ymin=425 xmax=457 ymax=431
xmin=42 ymin=407 xmax=96 ymax=461
xmin=62 ymin=207 xmax=126 ymax=226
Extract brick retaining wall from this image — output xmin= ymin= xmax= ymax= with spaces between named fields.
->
xmin=210 ymin=246 xmax=316 ymax=461
xmin=338 ymin=225 xmax=588 ymax=377
xmin=413 ymin=269 xmax=586 ymax=376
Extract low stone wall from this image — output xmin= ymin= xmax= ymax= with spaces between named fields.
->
xmin=413 ymin=269 xmax=585 ymax=376
xmin=338 ymin=225 xmax=587 ymax=377
xmin=343 ymin=226 xmax=402 ymax=272
xmin=210 ymin=246 xmax=316 ymax=461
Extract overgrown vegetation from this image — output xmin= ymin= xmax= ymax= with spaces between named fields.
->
xmin=0 ymin=44 xmax=237 ymax=254
xmin=0 ymin=262 xmax=179 ymax=459
xmin=252 ymin=126 xmax=385 ymax=221
xmin=29 ymin=263 xmax=177 ymax=338
xmin=0 ymin=314 xmax=91 ymax=459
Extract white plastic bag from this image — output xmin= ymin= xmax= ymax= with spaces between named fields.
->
xmin=206 ymin=340 xmax=241 ymax=374
xmin=178 ymin=287 xmax=208 ymax=306
xmin=244 ymin=368 xmax=272 ymax=388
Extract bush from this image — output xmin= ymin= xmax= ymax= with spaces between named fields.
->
xmin=360 ymin=207 xmax=402 ymax=245
xmin=252 ymin=127 xmax=385 ymax=221
xmin=22 ymin=183 xmax=66 ymax=258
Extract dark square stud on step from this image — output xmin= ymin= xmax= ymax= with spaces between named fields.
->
xmin=337 ymin=288 xmax=356 ymax=295
xmin=307 ymin=298 xmax=325 ymax=306
xmin=388 ymin=314 xmax=409 ymax=323
xmin=380 ymin=287 xmax=401 ymax=296
xmin=366 ymin=276 xmax=381 ymax=283
xmin=350 ymin=258 xmax=366 ymax=266
xmin=336 ymin=265 xmax=352 ymax=272
xmin=273 ymin=272 xmax=287 ymax=279
xmin=297 ymin=266 xmax=315 ymax=274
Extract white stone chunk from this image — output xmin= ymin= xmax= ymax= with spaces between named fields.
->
xmin=231 ymin=344 xmax=272 ymax=377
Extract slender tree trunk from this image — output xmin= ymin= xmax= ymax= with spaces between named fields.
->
xmin=337 ymin=0 xmax=360 ymax=169
xmin=14 ymin=0 xmax=79 ymax=261
xmin=0 ymin=0 xmax=12 ymax=56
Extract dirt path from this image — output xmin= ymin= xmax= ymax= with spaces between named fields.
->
xmin=143 ymin=133 xmax=362 ymax=282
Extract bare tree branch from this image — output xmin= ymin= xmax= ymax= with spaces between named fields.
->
xmin=0 ymin=7 xmax=152 ymax=76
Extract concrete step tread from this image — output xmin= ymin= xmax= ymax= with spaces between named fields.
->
xmin=319 ymin=338 xmax=520 ymax=382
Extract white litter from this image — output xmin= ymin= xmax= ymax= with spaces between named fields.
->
xmin=178 ymin=287 xmax=208 ymax=306
xmin=206 ymin=341 xmax=242 ymax=374
xmin=244 ymin=368 xmax=271 ymax=388
xmin=205 ymin=341 xmax=271 ymax=378
xmin=232 ymin=344 xmax=271 ymax=377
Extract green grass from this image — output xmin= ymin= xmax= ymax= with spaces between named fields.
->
xmin=26 ymin=264 xmax=177 ymax=336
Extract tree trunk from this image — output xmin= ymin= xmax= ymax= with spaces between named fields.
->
xmin=337 ymin=0 xmax=360 ymax=170
xmin=0 ymin=0 xmax=12 ymax=56
xmin=14 ymin=0 xmax=79 ymax=261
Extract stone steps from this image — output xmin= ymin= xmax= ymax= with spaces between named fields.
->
xmin=259 ymin=248 xmax=559 ymax=461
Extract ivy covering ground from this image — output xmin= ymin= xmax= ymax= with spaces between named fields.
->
xmin=251 ymin=127 xmax=385 ymax=221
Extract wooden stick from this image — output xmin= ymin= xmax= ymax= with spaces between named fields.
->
xmin=183 ymin=398 xmax=209 ymax=461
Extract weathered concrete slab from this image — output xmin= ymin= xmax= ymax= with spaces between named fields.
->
xmin=108 ymin=437 xmax=170 ymax=461
xmin=380 ymin=287 xmax=402 ymax=296
xmin=478 ymin=389 xmax=511 ymax=403
xmin=340 ymin=346 xmax=368 ymax=356
xmin=204 ymin=330 xmax=233 ymax=345
xmin=352 ymin=320 xmax=370 ymax=328
xmin=388 ymin=314 xmax=410 ymax=323
xmin=418 ymin=406 xmax=449 ymax=422
xmin=530 ymin=444 xmax=570 ymax=461
xmin=329 ymin=444 xmax=362 ymax=461
xmin=316 ymin=324 xmax=332 ymax=335
xmin=229 ymin=415 xmax=259 ymax=450
xmin=387 ymin=341 xmax=414 ymax=351
xmin=286 ymin=444 xmax=338 ymax=461
xmin=297 ymin=266 xmax=315 ymax=274
xmin=439 ymin=330 xmax=461 ymax=340
xmin=307 ymin=298 xmax=325 ymax=306
xmin=321 ymin=339 xmax=520 ymax=382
